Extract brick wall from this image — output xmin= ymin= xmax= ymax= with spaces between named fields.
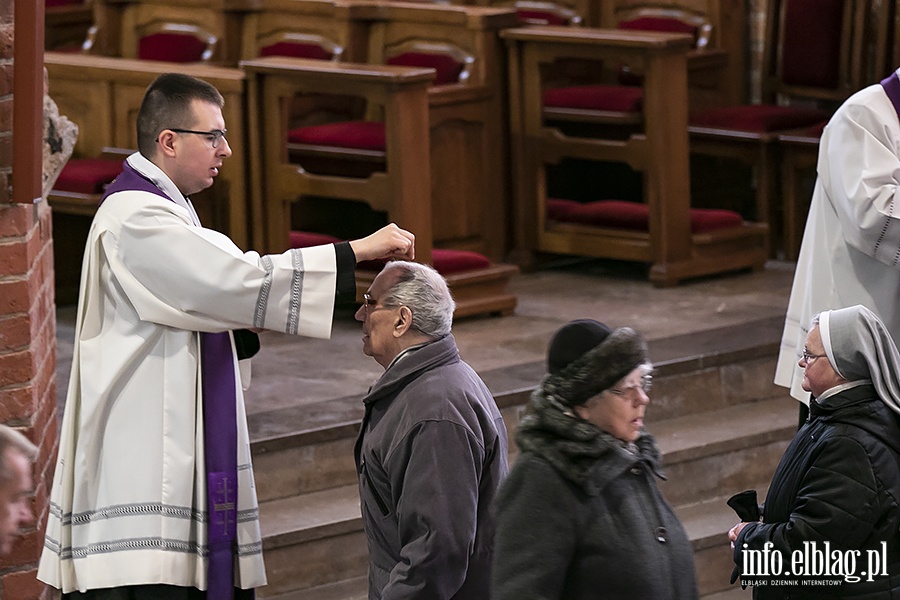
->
xmin=0 ymin=0 xmax=59 ymax=596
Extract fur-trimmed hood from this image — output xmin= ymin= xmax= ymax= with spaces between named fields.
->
xmin=516 ymin=385 xmax=663 ymax=496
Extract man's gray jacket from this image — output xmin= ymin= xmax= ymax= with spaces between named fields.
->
xmin=354 ymin=333 xmax=509 ymax=600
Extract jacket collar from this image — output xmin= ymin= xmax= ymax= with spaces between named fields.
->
xmin=517 ymin=388 xmax=664 ymax=496
xmin=362 ymin=334 xmax=459 ymax=406
xmin=810 ymin=382 xmax=876 ymax=417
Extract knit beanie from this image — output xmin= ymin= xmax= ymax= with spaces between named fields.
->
xmin=545 ymin=319 xmax=648 ymax=407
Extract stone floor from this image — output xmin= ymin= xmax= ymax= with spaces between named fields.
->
xmin=54 ymin=257 xmax=797 ymax=416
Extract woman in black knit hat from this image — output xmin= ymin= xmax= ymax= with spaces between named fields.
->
xmin=492 ymin=319 xmax=699 ymax=600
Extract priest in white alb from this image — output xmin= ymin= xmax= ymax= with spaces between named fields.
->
xmin=776 ymin=66 xmax=900 ymax=403
xmin=38 ymin=73 xmax=415 ymax=599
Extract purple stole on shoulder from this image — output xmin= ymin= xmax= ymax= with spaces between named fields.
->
xmin=880 ymin=71 xmax=900 ymax=120
xmin=102 ymin=162 xmax=242 ymax=599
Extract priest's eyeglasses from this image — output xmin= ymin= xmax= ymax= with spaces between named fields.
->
xmin=607 ymin=374 xmax=653 ymax=399
xmin=801 ymin=348 xmax=827 ymax=363
xmin=169 ymin=128 xmax=228 ymax=148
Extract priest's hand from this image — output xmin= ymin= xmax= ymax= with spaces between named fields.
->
xmin=350 ymin=224 xmax=415 ymax=262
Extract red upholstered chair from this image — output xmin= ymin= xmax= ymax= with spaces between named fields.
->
xmin=547 ymin=199 xmax=745 ymax=234
xmin=284 ymin=41 xmax=475 ymax=175
xmin=541 ymin=7 xmax=717 ymax=128
xmin=503 ymin=26 xmax=767 ymax=286
xmin=136 ymin=22 xmax=218 ymax=63
xmin=280 ymin=4 xmax=518 ymax=266
xmin=258 ymin=33 xmax=344 ymax=61
xmin=245 ymin=6 xmax=521 ymax=317
xmin=47 ymin=150 xmax=127 ymax=304
xmin=48 ymin=151 xmax=128 ymax=217
xmin=687 ymin=0 xmax=889 ymax=257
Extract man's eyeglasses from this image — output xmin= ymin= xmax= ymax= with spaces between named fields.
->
xmin=801 ymin=348 xmax=827 ymax=363
xmin=168 ymin=128 xmax=228 ymax=148
xmin=607 ymin=374 xmax=653 ymax=399
xmin=362 ymin=293 xmax=397 ymax=313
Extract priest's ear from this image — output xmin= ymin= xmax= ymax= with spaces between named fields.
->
xmin=156 ymin=129 xmax=179 ymax=158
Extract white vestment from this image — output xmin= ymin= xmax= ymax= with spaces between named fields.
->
xmin=38 ymin=153 xmax=338 ymax=592
xmin=775 ymin=70 xmax=900 ymax=402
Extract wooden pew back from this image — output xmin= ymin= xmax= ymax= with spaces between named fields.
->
xmin=596 ymin=0 xmax=746 ymax=106
xmin=92 ymin=0 xmax=260 ymax=64
xmin=45 ymin=51 xmax=250 ymax=247
xmin=241 ymin=0 xmax=369 ymax=62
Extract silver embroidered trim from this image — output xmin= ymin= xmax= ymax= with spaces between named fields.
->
xmin=44 ymin=536 xmax=206 ymax=560
xmin=255 ymin=255 xmax=275 ymax=328
xmin=287 ymin=249 xmax=304 ymax=335
xmin=238 ymin=541 xmax=263 ymax=557
xmin=237 ymin=508 xmax=259 ymax=523
xmin=50 ymin=501 xmax=205 ymax=525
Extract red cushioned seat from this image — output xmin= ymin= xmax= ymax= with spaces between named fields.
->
xmin=432 ymin=249 xmax=491 ymax=275
xmin=289 ymin=231 xmax=491 ymax=275
xmin=287 ymin=121 xmax=386 ymax=152
xmin=260 ymin=42 xmax=335 ymax=61
xmin=543 ymin=85 xmax=644 ymax=113
xmin=288 ymin=230 xmax=342 ymax=248
xmin=139 ymin=33 xmax=208 ymax=63
xmin=549 ymin=199 xmax=744 ymax=234
xmin=689 ymin=105 xmax=830 ymax=134
xmin=54 ymin=158 xmax=124 ymax=194
xmin=386 ymin=52 xmax=465 ymax=86
xmin=546 ymin=198 xmax=580 ymax=221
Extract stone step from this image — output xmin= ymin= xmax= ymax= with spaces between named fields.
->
xmin=249 ymin=317 xmax=788 ymax=504
xmin=679 ymin=491 xmax=769 ymax=597
xmin=655 ymin=397 xmax=796 ymax=507
xmin=261 ymin=575 xmax=367 ymax=600
xmin=259 ymin=484 xmax=366 ymax=598
xmin=257 ymin=485 xmax=775 ymax=598
xmin=256 ymin=398 xmax=793 ymax=597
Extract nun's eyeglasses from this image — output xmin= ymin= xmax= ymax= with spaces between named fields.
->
xmin=801 ymin=348 xmax=827 ymax=363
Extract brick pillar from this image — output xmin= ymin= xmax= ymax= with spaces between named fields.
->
xmin=0 ymin=0 xmax=59 ymax=596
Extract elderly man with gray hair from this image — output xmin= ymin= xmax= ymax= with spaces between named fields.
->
xmin=0 ymin=425 xmax=36 ymax=557
xmin=353 ymin=261 xmax=509 ymax=600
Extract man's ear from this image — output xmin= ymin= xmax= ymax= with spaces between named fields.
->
xmin=393 ymin=306 xmax=413 ymax=337
xmin=157 ymin=130 xmax=178 ymax=157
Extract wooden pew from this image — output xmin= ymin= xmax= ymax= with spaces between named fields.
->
xmin=90 ymin=0 xmax=260 ymax=64
xmin=45 ymin=52 xmax=250 ymax=302
xmin=595 ymin=0 xmax=745 ymax=108
xmin=292 ymin=2 xmax=520 ymax=263
xmin=240 ymin=0 xmax=369 ymax=62
xmin=502 ymin=26 xmax=767 ymax=286
xmin=243 ymin=56 xmax=435 ymax=260
xmin=244 ymin=56 xmax=518 ymax=317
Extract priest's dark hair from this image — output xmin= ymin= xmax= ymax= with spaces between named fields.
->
xmin=136 ymin=73 xmax=224 ymax=158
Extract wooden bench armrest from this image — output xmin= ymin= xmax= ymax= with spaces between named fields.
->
xmin=241 ymin=56 xmax=436 ymax=88
xmin=427 ymin=83 xmax=492 ymax=106
xmin=501 ymin=26 xmax=693 ymax=53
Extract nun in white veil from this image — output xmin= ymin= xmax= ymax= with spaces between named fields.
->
xmin=728 ymin=305 xmax=900 ymax=599
xmin=819 ymin=305 xmax=900 ymax=416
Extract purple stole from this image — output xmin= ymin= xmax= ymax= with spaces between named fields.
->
xmin=102 ymin=162 xmax=242 ymax=599
xmin=880 ymin=71 xmax=900 ymax=120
